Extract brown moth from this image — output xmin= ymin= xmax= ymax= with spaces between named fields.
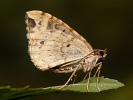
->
xmin=25 ymin=10 xmax=107 ymax=91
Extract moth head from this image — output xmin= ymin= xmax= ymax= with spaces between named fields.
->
xmin=94 ymin=48 xmax=107 ymax=60
xmin=98 ymin=48 xmax=107 ymax=63
xmin=99 ymin=48 xmax=107 ymax=58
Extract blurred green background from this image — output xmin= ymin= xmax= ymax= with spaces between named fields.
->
xmin=0 ymin=0 xmax=133 ymax=100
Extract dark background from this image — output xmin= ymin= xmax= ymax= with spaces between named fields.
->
xmin=0 ymin=0 xmax=133 ymax=100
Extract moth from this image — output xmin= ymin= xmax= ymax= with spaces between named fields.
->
xmin=25 ymin=10 xmax=107 ymax=91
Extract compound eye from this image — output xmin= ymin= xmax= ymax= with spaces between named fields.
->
xmin=99 ymin=51 xmax=104 ymax=56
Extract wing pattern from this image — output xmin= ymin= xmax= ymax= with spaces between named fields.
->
xmin=25 ymin=10 xmax=93 ymax=71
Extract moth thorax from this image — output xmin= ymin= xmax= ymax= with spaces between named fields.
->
xmin=83 ymin=55 xmax=100 ymax=72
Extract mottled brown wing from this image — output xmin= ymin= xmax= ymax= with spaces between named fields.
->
xmin=25 ymin=10 xmax=93 ymax=71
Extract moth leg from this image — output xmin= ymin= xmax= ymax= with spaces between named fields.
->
xmin=73 ymin=70 xmax=79 ymax=84
xmin=87 ymin=62 xmax=102 ymax=92
xmin=87 ymin=69 xmax=92 ymax=92
xmin=83 ymin=62 xmax=102 ymax=80
xmin=81 ymin=61 xmax=89 ymax=80
xmin=83 ymin=71 xmax=89 ymax=80
xmin=59 ymin=64 xmax=80 ymax=89
xmin=81 ymin=60 xmax=86 ymax=73
xmin=93 ymin=62 xmax=102 ymax=77
xmin=96 ymin=64 xmax=102 ymax=91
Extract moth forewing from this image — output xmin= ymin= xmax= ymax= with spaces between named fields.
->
xmin=25 ymin=10 xmax=93 ymax=70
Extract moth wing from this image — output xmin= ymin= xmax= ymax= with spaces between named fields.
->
xmin=25 ymin=10 xmax=93 ymax=71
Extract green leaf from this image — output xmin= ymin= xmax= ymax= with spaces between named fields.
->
xmin=62 ymin=76 xmax=124 ymax=92
xmin=0 ymin=77 xmax=124 ymax=100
